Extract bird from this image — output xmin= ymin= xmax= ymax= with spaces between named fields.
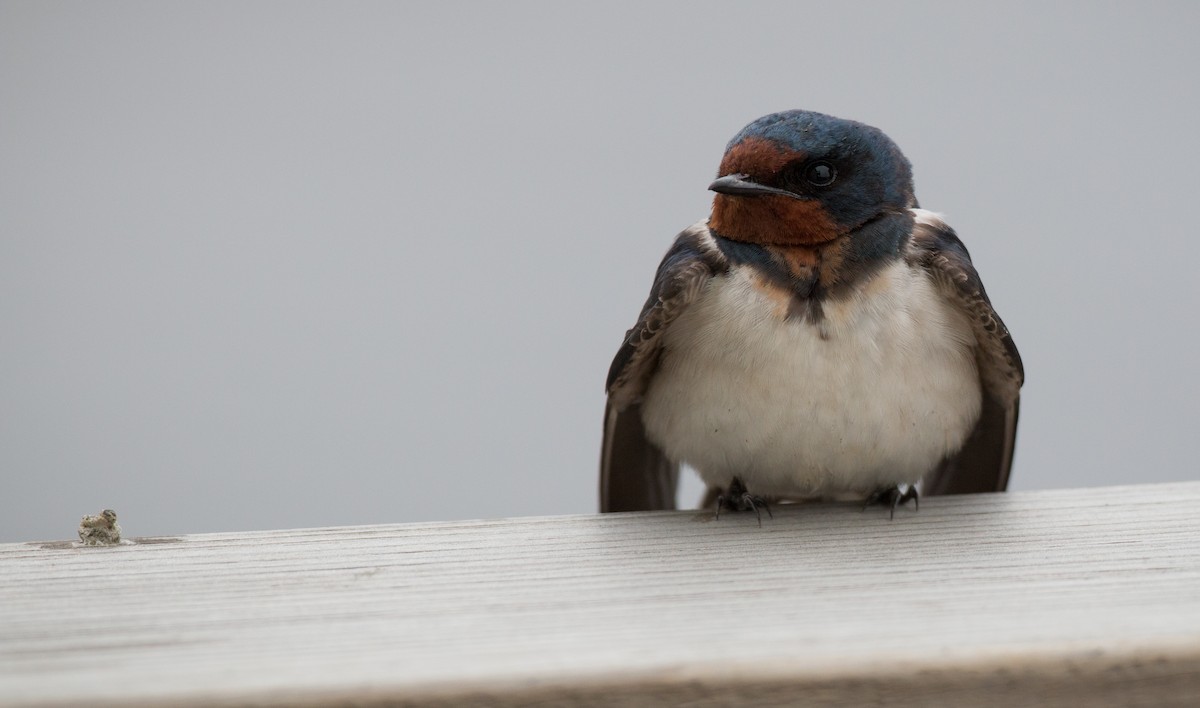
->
xmin=599 ymin=109 xmax=1023 ymax=519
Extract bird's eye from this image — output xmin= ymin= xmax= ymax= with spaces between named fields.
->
xmin=805 ymin=161 xmax=836 ymax=187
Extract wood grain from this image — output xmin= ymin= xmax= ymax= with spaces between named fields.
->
xmin=3 ymin=483 xmax=1200 ymax=707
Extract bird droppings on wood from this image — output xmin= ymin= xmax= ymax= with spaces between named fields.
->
xmin=77 ymin=509 xmax=123 ymax=546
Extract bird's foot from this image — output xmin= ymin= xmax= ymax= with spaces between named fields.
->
xmin=715 ymin=477 xmax=773 ymax=526
xmin=863 ymin=485 xmax=919 ymax=520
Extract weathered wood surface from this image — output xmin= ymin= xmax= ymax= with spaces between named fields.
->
xmin=2 ymin=482 xmax=1200 ymax=707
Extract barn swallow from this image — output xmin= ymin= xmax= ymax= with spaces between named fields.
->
xmin=600 ymin=109 xmax=1023 ymax=518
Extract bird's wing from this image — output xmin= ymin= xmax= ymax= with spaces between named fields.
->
xmin=600 ymin=223 xmax=727 ymax=512
xmin=906 ymin=210 xmax=1024 ymax=494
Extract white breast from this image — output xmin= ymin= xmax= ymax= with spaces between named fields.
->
xmin=639 ymin=259 xmax=982 ymax=498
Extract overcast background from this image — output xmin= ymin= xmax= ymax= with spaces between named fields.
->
xmin=2 ymin=2 xmax=1198 ymax=542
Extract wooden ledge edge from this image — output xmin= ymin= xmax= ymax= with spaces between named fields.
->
xmin=54 ymin=641 xmax=1200 ymax=708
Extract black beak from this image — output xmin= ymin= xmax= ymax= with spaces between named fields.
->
xmin=708 ymin=173 xmax=798 ymax=199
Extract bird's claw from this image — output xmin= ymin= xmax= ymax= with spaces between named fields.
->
xmin=863 ymin=485 xmax=919 ymax=520
xmin=714 ymin=478 xmax=773 ymax=526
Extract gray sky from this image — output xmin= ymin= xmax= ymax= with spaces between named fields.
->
xmin=3 ymin=2 xmax=1198 ymax=542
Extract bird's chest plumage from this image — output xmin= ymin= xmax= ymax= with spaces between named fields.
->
xmin=639 ymin=260 xmax=982 ymax=498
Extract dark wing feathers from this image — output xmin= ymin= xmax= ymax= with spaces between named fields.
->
xmin=907 ymin=214 xmax=1024 ymax=494
xmin=600 ymin=224 xmax=726 ymax=512
xmin=600 ymin=402 xmax=679 ymax=512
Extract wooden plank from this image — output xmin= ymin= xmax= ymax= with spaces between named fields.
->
xmin=2 ymin=482 xmax=1200 ymax=707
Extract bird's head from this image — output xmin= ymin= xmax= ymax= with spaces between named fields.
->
xmin=709 ymin=110 xmax=916 ymax=247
